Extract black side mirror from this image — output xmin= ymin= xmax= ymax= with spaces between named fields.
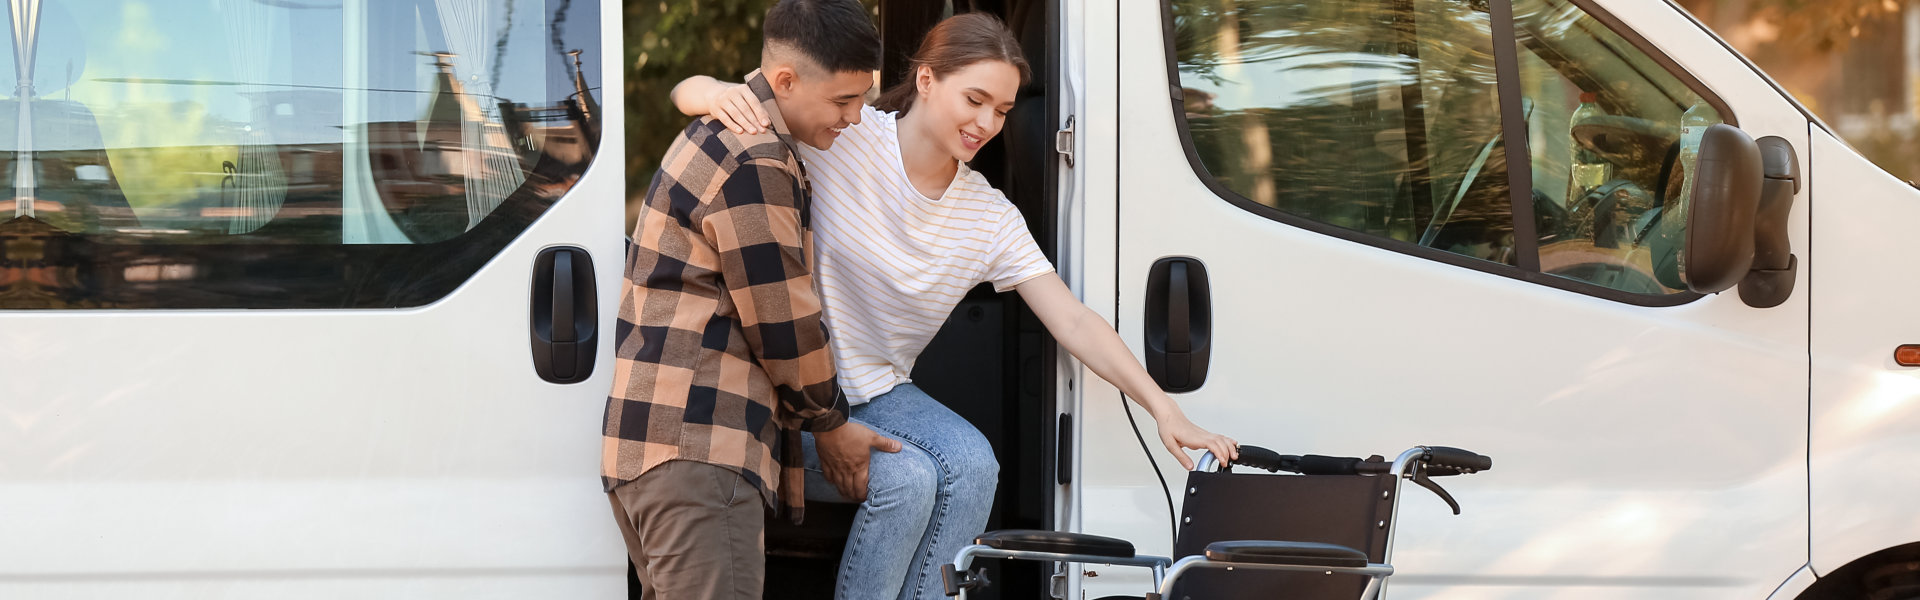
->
xmin=1737 ymin=136 xmax=1801 ymax=308
xmin=1679 ymin=124 xmax=1764 ymax=294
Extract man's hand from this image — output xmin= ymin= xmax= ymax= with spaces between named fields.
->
xmin=814 ymin=423 xmax=902 ymax=500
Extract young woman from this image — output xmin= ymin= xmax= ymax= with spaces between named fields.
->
xmin=673 ymin=13 xmax=1238 ymax=600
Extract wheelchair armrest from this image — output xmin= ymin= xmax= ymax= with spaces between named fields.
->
xmin=975 ymin=529 xmax=1136 ymax=559
xmin=1202 ymin=541 xmax=1369 ymax=568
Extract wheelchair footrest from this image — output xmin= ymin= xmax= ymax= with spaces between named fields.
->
xmin=975 ymin=529 xmax=1136 ymax=559
xmin=1202 ymin=541 xmax=1370 ymax=568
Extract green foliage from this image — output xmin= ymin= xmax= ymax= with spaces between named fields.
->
xmin=624 ymin=0 xmax=778 ymax=229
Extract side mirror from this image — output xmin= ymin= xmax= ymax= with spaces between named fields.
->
xmin=1736 ymin=137 xmax=1801 ymax=308
xmin=1679 ymin=124 xmax=1763 ymax=294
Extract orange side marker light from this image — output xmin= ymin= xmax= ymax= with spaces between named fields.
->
xmin=1897 ymin=345 xmax=1920 ymax=367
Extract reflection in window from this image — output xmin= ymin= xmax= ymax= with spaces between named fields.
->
xmin=2 ymin=0 xmax=587 ymax=243
xmin=1514 ymin=0 xmax=1719 ymax=294
xmin=1172 ymin=0 xmax=1516 ymax=265
xmin=0 ymin=0 xmax=602 ymax=309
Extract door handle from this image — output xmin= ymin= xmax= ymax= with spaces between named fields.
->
xmin=532 ymin=246 xmax=597 ymax=384
xmin=1144 ymin=257 xmax=1211 ymax=393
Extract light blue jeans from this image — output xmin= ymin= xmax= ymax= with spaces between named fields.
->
xmin=800 ymin=383 xmax=999 ymax=600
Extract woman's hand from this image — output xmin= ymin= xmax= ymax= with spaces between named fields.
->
xmin=1154 ymin=411 xmax=1238 ymax=471
xmin=707 ymin=83 xmax=769 ymax=135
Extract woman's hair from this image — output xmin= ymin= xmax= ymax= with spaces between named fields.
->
xmin=874 ymin=12 xmax=1032 ymax=115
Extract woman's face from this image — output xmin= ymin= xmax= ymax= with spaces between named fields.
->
xmin=915 ymin=60 xmax=1021 ymax=163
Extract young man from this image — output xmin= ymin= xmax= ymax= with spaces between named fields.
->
xmin=602 ymin=1 xmax=898 ymax=597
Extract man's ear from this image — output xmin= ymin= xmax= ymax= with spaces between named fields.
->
xmin=768 ymin=65 xmax=800 ymax=98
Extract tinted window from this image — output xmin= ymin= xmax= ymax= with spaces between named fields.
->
xmin=1167 ymin=0 xmax=1728 ymax=300
xmin=1173 ymin=0 xmax=1515 ymax=265
xmin=1514 ymin=0 xmax=1723 ymax=294
xmin=0 ymin=0 xmax=601 ymax=309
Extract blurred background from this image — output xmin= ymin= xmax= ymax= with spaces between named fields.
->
xmin=622 ymin=0 xmax=875 ymax=232
xmin=624 ymin=0 xmax=1920 ymax=230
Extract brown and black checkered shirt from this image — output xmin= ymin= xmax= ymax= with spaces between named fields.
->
xmin=603 ymin=70 xmax=847 ymax=522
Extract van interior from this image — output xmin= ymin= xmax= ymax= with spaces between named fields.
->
xmin=754 ymin=1 xmax=1063 ymax=599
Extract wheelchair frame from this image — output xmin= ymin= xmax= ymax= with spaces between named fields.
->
xmin=944 ymin=445 xmax=1485 ymax=600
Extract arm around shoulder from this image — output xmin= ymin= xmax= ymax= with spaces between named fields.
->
xmin=671 ymin=75 xmax=768 ymax=135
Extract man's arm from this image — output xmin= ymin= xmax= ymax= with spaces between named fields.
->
xmin=703 ymin=158 xmax=899 ymax=499
xmin=703 ymin=156 xmax=844 ymax=429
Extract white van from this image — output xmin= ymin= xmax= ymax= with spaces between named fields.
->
xmin=4 ymin=0 xmax=1915 ymax=599
xmin=1 ymin=0 xmax=628 ymax=597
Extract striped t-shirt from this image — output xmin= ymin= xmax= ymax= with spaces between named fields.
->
xmin=797 ymin=105 xmax=1054 ymax=404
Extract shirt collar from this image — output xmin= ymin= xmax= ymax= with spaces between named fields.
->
xmin=744 ymin=69 xmax=801 ymax=155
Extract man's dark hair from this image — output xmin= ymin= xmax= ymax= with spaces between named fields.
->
xmin=763 ymin=0 xmax=882 ymax=73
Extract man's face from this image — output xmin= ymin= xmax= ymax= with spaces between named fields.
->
xmin=772 ymin=66 xmax=874 ymax=150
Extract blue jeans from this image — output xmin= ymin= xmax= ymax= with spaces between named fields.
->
xmin=800 ymin=383 xmax=999 ymax=600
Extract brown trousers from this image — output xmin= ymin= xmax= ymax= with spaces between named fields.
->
xmin=608 ymin=460 xmax=766 ymax=600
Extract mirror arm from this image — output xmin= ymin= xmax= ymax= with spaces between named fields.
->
xmin=1738 ymin=136 xmax=1801 ymax=309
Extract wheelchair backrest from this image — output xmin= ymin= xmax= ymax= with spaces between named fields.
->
xmin=1170 ymin=469 xmax=1396 ymax=599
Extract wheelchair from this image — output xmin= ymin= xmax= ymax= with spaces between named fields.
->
xmin=941 ymin=445 xmax=1492 ymax=600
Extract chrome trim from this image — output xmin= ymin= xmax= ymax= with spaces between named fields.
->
xmin=1196 ymin=450 xmax=1222 ymax=473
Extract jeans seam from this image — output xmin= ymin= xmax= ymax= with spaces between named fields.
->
xmin=839 ymin=498 xmax=880 ymax=598
xmin=867 ymin=424 xmax=956 ymax=600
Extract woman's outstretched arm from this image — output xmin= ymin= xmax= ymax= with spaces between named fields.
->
xmin=1016 ymin=273 xmax=1238 ymax=469
xmin=670 ymin=76 xmax=769 ymax=135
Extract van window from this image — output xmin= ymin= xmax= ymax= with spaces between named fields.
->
xmin=1167 ymin=0 xmax=1728 ymax=301
xmin=0 ymin=0 xmax=601 ymax=309
xmin=1513 ymin=0 xmax=1722 ymax=294
xmin=1172 ymin=0 xmax=1516 ymax=266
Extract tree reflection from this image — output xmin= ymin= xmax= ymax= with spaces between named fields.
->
xmin=1172 ymin=0 xmax=1516 ymax=265
xmin=1677 ymin=0 xmax=1920 ymax=180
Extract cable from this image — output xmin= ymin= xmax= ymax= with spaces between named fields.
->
xmin=1119 ymin=392 xmax=1178 ymax=549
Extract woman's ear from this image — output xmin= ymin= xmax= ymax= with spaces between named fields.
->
xmin=915 ymin=65 xmax=934 ymax=98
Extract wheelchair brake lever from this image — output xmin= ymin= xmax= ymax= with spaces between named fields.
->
xmin=941 ymin=564 xmax=991 ymax=596
xmin=1411 ymin=467 xmax=1462 ymax=515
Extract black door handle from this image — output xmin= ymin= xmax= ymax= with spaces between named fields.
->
xmin=1144 ymin=257 xmax=1211 ymax=393
xmin=532 ymin=246 xmax=597 ymax=384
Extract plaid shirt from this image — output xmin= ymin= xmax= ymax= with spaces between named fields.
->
xmin=604 ymin=70 xmax=847 ymax=522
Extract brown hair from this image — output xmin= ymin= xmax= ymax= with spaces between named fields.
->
xmin=874 ymin=12 xmax=1031 ymax=116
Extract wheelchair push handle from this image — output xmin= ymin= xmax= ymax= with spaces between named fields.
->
xmin=1199 ymin=445 xmax=1493 ymax=478
xmin=1200 ymin=445 xmax=1372 ymax=474
xmin=1223 ymin=445 xmax=1287 ymax=472
xmin=1421 ymin=446 xmax=1492 ymax=475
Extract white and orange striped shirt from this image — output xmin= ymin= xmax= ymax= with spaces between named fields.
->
xmin=797 ymin=105 xmax=1054 ymax=404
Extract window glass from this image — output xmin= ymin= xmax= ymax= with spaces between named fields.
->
xmin=0 ymin=0 xmax=601 ymax=309
xmin=1513 ymin=0 xmax=1721 ymax=294
xmin=1172 ymin=0 xmax=1517 ymax=265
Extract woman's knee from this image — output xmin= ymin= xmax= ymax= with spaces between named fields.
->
xmin=865 ymin=446 xmax=940 ymax=511
xmin=944 ymin=430 xmax=999 ymax=493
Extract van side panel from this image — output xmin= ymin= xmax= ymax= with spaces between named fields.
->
xmin=1807 ymin=128 xmax=1920 ymax=576
xmin=1083 ymin=0 xmax=1814 ymax=597
xmin=0 ymin=5 xmax=628 ymax=597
